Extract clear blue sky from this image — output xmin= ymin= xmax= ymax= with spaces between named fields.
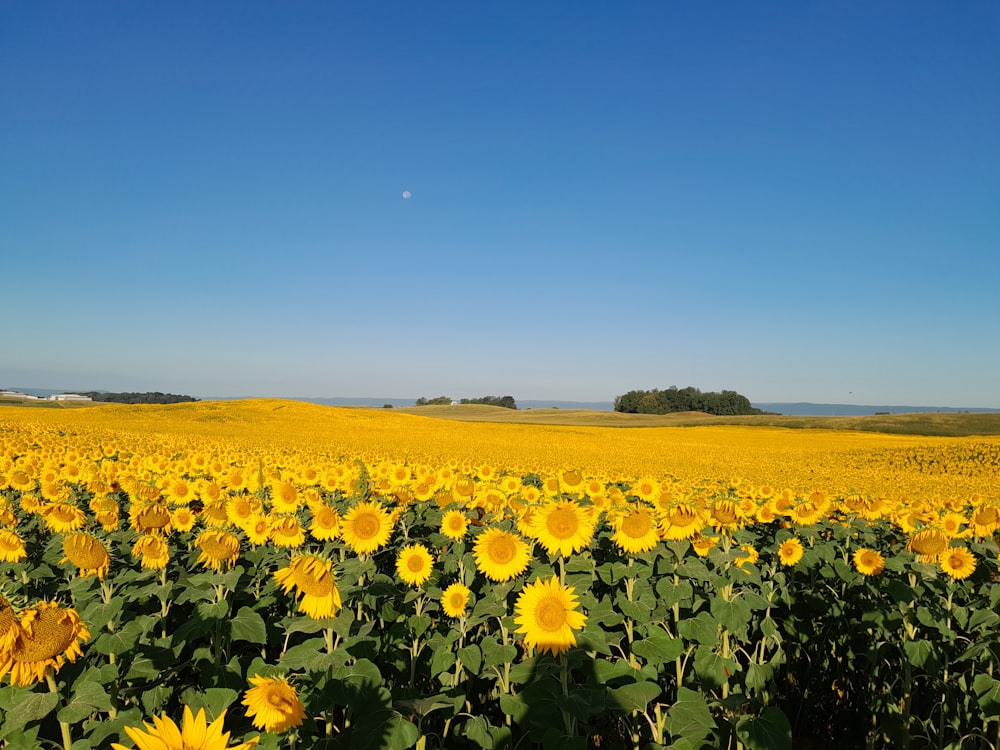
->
xmin=2 ymin=2 xmax=998 ymax=406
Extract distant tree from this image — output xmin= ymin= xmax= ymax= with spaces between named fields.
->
xmin=80 ymin=391 xmax=198 ymax=405
xmin=613 ymin=386 xmax=762 ymax=416
xmin=459 ymin=396 xmax=518 ymax=410
xmin=382 ymin=404 xmax=394 ymax=409
xmin=415 ymin=396 xmax=452 ymax=406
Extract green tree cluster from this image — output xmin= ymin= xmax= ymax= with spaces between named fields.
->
xmin=614 ymin=386 xmax=762 ymax=416
xmin=460 ymin=395 xmax=517 ymax=409
xmin=80 ymin=391 xmax=198 ymax=405
xmin=414 ymin=396 xmax=453 ymax=405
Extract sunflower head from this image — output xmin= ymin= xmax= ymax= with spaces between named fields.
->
xmin=243 ymin=675 xmax=306 ymax=733
xmin=852 ymin=547 xmax=885 ymax=576
xmin=61 ymin=532 xmax=111 ymax=579
xmin=396 ymin=544 xmax=434 ymax=587
xmin=111 ymin=706 xmax=259 ymax=750
xmin=777 ymin=537 xmax=804 ymax=567
xmin=939 ymin=546 xmax=976 ymax=580
xmin=441 ymin=583 xmax=471 ymax=619
xmin=3 ymin=601 xmax=90 ymax=686
xmin=513 ymin=575 xmax=587 ymax=656
xmin=473 ymin=528 xmax=531 ymax=582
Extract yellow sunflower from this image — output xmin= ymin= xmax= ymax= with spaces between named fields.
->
xmin=0 ymin=529 xmax=27 ymax=563
xmin=530 ymin=499 xmax=595 ymax=558
xmin=939 ymin=546 xmax=976 ymax=580
xmin=61 ymin=532 xmax=111 ymax=579
xmin=170 ymin=506 xmax=198 ymax=532
xmin=241 ymin=514 xmax=272 ymax=547
xmin=195 ymin=529 xmax=242 ymax=572
xmin=514 ymin=576 xmax=587 ymax=656
xmin=270 ymin=479 xmax=302 ymax=515
xmin=274 ymin=554 xmax=342 ymax=619
xmin=41 ymin=502 xmax=87 ymax=533
xmin=0 ymin=597 xmax=22 ymax=654
xmin=659 ymin=504 xmax=704 ymax=541
xmin=440 ymin=510 xmax=469 ymax=541
xmin=472 ymin=528 xmax=531 ymax=582
xmin=0 ymin=601 xmax=90 ymax=687
xmin=111 ymin=706 xmax=258 ymax=750
xmin=852 ymin=547 xmax=885 ymax=576
xmin=396 ymin=544 xmax=434 ymax=587
xmin=735 ymin=544 xmax=759 ymax=569
xmin=610 ymin=508 xmax=660 ymax=554
xmin=270 ymin=516 xmax=306 ymax=549
xmin=339 ymin=501 xmax=394 ymax=555
xmin=777 ymin=537 xmax=804 ymax=567
xmin=131 ymin=534 xmax=170 ymax=570
xmin=243 ymin=675 xmax=306 ymax=733
xmin=307 ymin=504 xmax=340 ymax=542
xmin=970 ymin=504 xmax=1000 ymax=538
xmin=907 ymin=528 xmax=949 ymax=563
xmin=441 ymin=583 xmax=471 ymax=618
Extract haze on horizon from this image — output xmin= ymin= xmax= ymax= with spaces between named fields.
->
xmin=2 ymin=3 xmax=998 ymax=410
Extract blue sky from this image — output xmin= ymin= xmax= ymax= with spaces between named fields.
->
xmin=2 ymin=2 xmax=998 ymax=406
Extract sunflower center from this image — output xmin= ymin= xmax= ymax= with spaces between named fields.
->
xmin=13 ymin=609 xmax=77 ymax=662
xmin=535 ymin=598 xmax=567 ymax=632
xmin=200 ymin=532 xmax=239 ymax=560
xmin=487 ymin=536 xmax=516 ymax=564
xmin=546 ymin=508 xmax=579 ymax=539
xmin=909 ymin=531 xmax=947 ymax=557
xmin=64 ymin=535 xmax=109 ymax=569
xmin=668 ymin=508 xmax=697 ymax=527
xmin=137 ymin=506 xmax=170 ymax=529
xmin=267 ymin=688 xmax=296 ymax=711
xmin=407 ymin=555 xmax=425 ymax=573
xmin=974 ymin=507 xmax=998 ymax=525
xmin=0 ymin=534 xmax=21 ymax=553
xmin=352 ymin=513 xmax=380 ymax=540
xmin=621 ymin=511 xmax=652 ymax=539
xmin=295 ymin=568 xmax=334 ymax=597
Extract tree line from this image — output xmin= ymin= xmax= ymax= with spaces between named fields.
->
xmin=415 ymin=395 xmax=517 ymax=410
xmin=80 ymin=391 xmax=199 ymax=405
xmin=613 ymin=386 xmax=763 ymax=416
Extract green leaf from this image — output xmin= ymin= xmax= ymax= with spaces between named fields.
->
xmin=0 ymin=690 xmax=59 ymax=732
xmin=92 ymin=618 xmax=144 ymax=656
xmin=677 ymin=611 xmax=719 ymax=646
xmin=58 ymin=677 xmax=113 ymax=724
xmin=710 ymin=597 xmax=752 ymax=637
xmin=631 ymin=629 xmax=685 ymax=666
xmin=278 ymin=637 xmax=327 ymax=670
xmin=694 ymin=646 xmax=738 ymax=690
xmin=665 ymin=686 xmax=715 ymax=745
xmin=903 ymin=639 xmax=937 ymax=671
xmin=230 ymin=606 xmax=268 ymax=644
xmin=736 ymin=707 xmax=792 ymax=750
xmin=973 ymin=673 xmax=1000 ymax=718
xmin=608 ymin=680 xmax=661 ymax=712
xmin=458 ymin=644 xmax=482 ymax=675
xmin=430 ymin=645 xmax=457 ymax=676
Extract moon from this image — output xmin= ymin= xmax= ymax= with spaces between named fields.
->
xmin=402 ymin=190 xmax=412 ymax=199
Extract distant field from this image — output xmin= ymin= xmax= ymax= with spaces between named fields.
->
xmin=396 ymin=403 xmax=1000 ymax=437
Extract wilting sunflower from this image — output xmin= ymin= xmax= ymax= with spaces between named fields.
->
xmin=853 ymin=547 xmax=885 ymax=576
xmin=690 ymin=534 xmax=719 ymax=558
xmin=440 ymin=509 xmax=469 ymax=540
xmin=396 ymin=544 xmax=434 ymax=587
xmin=131 ymin=534 xmax=170 ymax=570
xmin=270 ymin=516 xmax=306 ymax=549
xmin=939 ymin=546 xmax=976 ymax=580
xmin=970 ymin=504 xmax=1000 ymax=538
xmin=61 ymin=532 xmax=111 ymax=579
xmin=132 ymin=503 xmax=172 ymax=533
xmin=530 ymin=499 xmax=595 ymax=558
xmin=610 ymin=508 xmax=660 ymax=554
xmin=243 ymin=675 xmax=306 ymax=733
xmin=111 ymin=706 xmax=259 ymax=750
xmin=339 ymin=501 xmax=394 ymax=555
xmin=0 ymin=597 xmax=22 ymax=654
xmin=274 ymin=554 xmax=342 ymax=619
xmin=473 ymin=528 xmax=531 ymax=582
xmin=195 ymin=529 xmax=241 ymax=572
xmin=514 ymin=576 xmax=587 ymax=656
xmin=0 ymin=529 xmax=27 ymax=563
xmin=0 ymin=601 xmax=90 ymax=686
xmin=777 ymin=537 xmax=804 ymax=567
xmin=660 ymin=504 xmax=704 ymax=541
xmin=907 ymin=528 xmax=949 ymax=563
xmin=41 ymin=501 xmax=87 ymax=533
xmin=441 ymin=583 xmax=471 ymax=618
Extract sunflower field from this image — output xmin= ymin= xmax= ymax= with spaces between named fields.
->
xmin=1 ymin=400 xmax=999 ymax=750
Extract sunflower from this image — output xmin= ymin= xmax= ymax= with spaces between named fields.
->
xmin=530 ymin=499 xmax=595 ymax=558
xmin=513 ymin=576 xmax=587 ymax=656
xmin=852 ymin=547 xmax=885 ymax=576
xmin=226 ymin=496 xmax=261 ymax=527
xmin=396 ymin=544 xmax=434 ymax=587
xmin=132 ymin=503 xmax=172 ymax=533
xmin=441 ymin=583 xmax=471 ymax=618
xmin=473 ymin=528 xmax=532 ymax=582
xmin=111 ymin=706 xmax=259 ymax=750
xmin=0 ymin=601 xmax=90 ymax=686
xmin=440 ymin=510 xmax=469 ymax=540
xmin=970 ymin=504 xmax=1000 ymax=538
xmin=735 ymin=544 xmax=759 ymax=569
xmin=195 ymin=529 xmax=242 ymax=572
xmin=243 ymin=675 xmax=306 ymax=733
xmin=41 ymin=502 xmax=87 ymax=533
xmin=308 ymin=504 xmax=340 ymax=542
xmin=270 ymin=516 xmax=306 ymax=549
xmin=0 ymin=529 xmax=27 ymax=563
xmin=907 ymin=528 xmax=949 ymax=563
xmin=61 ymin=532 xmax=111 ymax=579
xmin=170 ymin=506 xmax=198 ymax=532
xmin=690 ymin=534 xmax=719 ymax=558
xmin=339 ymin=501 xmax=394 ymax=555
xmin=939 ymin=546 xmax=976 ymax=580
xmin=777 ymin=537 xmax=804 ymax=567
xmin=270 ymin=479 xmax=302 ymax=515
xmin=131 ymin=534 xmax=170 ymax=570
xmin=242 ymin=514 xmax=272 ymax=546
xmin=274 ymin=554 xmax=342 ymax=619
xmin=659 ymin=504 xmax=704 ymax=541
xmin=0 ymin=597 xmax=22 ymax=654
xmin=611 ymin=508 xmax=660 ymax=554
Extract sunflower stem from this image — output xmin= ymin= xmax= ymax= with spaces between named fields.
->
xmin=45 ymin=669 xmax=73 ymax=750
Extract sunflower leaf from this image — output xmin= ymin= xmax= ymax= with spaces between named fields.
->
xmin=230 ymin=605 xmax=267 ymax=644
xmin=735 ymin=707 xmax=792 ymax=750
